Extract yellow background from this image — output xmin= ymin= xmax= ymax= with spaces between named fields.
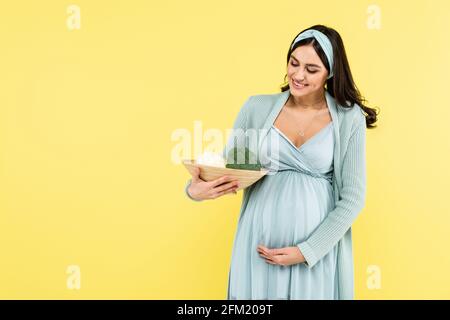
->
xmin=1 ymin=0 xmax=449 ymax=299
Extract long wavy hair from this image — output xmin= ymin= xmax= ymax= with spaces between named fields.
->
xmin=280 ymin=25 xmax=379 ymax=128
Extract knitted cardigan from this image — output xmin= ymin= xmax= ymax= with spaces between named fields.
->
xmin=185 ymin=89 xmax=367 ymax=299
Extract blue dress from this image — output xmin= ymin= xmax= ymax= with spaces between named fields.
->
xmin=227 ymin=120 xmax=338 ymax=300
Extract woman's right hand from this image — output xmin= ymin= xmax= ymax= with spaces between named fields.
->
xmin=187 ymin=167 xmax=240 ymax=201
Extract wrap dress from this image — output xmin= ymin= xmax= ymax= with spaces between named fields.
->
xmin=227 ymin=114 xmax=339 ymax=300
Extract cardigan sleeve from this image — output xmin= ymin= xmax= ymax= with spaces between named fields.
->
xmin=297 ymin=115 xmax=367 ymax=268
xmin=221 ymin=96 xmax=252 ymax=159
xmin=184 ymin=96 xmax=252 ymax=202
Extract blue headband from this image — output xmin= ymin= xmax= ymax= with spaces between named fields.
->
xmin=291 ymin=29 xmax=334 ymax=79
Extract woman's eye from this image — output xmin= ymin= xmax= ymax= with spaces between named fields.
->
xmin=290 ymin=62 xmax=317 ymax=73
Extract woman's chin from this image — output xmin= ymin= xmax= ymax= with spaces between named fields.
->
xmin=290 ymin=86 xmax=310 ymax=94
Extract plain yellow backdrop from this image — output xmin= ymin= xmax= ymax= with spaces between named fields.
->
xmin=1 ymin=0 xmax=449 ymax=299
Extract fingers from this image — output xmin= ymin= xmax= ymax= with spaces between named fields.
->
xmin=258 ymin=245 xmax=284 ymax=256
xmin=212 ymin=180 xmax=239 ymax=193
xmin=258 ymin=250 xmax=273 ymax=260
xmin=257 ymin=245 xmax=271 ymax=255
xmin=210 ymin=185 xmax=239 ymax=199
xmin=257 ymin=246 xmax=272 ymax=258
xmin=209 ymin=175 xmax=238 ymax=188
xmin=257 ymin=246 xmax=285 ymax=265
xmin=257 ymin=248 xmax=277 ymax=264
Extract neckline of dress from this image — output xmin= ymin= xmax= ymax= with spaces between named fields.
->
xmin=271 ymin=121 xmax=333 ymax=151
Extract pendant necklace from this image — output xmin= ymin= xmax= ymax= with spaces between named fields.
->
xmin=288 ymin=98 xmax=328 ymax=137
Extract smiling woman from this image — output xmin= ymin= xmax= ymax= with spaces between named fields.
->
xmin=280 ymin=25 xmax=379 ymax=128
xmin=185 ymin=24 xmax=379 ymax=300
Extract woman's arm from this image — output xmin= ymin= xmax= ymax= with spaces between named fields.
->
xmin=184 ymin=96 xmax=252 ymax=201
xmin=297 ymin=114 xmax=367 ymax=268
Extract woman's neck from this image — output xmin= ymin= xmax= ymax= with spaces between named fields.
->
xmin=288 ymin=92 xmax=326 ymax=110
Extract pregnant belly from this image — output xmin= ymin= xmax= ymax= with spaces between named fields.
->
xmin=245 ymin=171 xmax=335 ymax=248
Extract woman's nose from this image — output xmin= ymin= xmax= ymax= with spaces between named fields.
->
xmin=293 ymin=70 xmax=306 ymax=80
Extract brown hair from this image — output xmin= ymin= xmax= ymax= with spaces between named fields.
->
xmin=281 ymin=25 xmax=379 ymax=128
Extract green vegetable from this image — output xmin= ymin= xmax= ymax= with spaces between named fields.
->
xmin=225 ymin=147 xmax=262 ymax=171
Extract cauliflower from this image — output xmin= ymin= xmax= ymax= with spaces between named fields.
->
xmin=195 ymin=151 xmax=226 ymax=168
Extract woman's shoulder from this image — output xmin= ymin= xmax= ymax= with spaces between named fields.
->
xmin=249 ymin=91 xmax=284 ymax=102
xmin=244 ymin=91 xmax=287 ymax=115
xmin=337 ymin=101 xmax=366 ymax=129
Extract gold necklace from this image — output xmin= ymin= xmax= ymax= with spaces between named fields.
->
xmin=287 ymin=99 xmax=328 ymax=137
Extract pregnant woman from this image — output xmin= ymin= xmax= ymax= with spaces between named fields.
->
xmin=185 ymin=24 xmax=378 ymax=300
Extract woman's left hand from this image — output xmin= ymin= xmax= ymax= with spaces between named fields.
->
xmin=257 ymin=244 xmax=306 ymax=266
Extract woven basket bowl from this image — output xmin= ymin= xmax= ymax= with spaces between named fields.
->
xmin=182 ymin=159 xmax=269 ymax=191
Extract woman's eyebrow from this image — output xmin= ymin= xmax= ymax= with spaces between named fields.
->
xmin=290 ymin=55 xmax=321 ymax=68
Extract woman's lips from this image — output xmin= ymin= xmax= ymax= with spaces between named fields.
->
xmin=292 ymin=79 xmax=308 ymax=89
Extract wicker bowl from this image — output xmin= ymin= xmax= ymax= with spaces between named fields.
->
xmin=182 ymin=159 xmax=269 ymax=191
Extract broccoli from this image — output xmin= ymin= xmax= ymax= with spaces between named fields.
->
xmin=225 ymin=147 xmax=262 ymax=171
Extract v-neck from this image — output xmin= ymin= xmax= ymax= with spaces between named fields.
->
xmin=272 ymin=121 xmax=333 ymax=151
xmin=256 ymin=90 xmax=341 ymax=187
xmin=271 ymin=93 xmax=333 ymax=151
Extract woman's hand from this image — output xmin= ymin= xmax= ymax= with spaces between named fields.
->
xmin=257 ymin=244 xmax=306 ymax=266
xmin=187 ymin=167 xmax=240 ymax=201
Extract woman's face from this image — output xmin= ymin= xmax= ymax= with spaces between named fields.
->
xmin=287 ymin=44 xmax=329 ymax=97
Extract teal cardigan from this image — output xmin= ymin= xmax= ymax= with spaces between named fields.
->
xmin=185 ymin=89 xmax=367 ymax=299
